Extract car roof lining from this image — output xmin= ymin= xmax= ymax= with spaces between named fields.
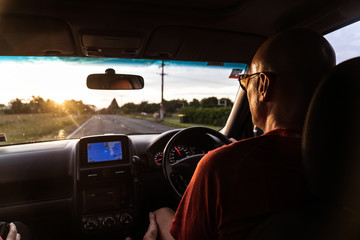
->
xmin=0 ymin=0 xmax=359 ymax=62
xmin=0 ymin=14 xmax=75 ymax=56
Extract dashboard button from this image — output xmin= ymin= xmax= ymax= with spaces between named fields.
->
xmin=83 ymin=217 xmax=99 ymax=231
xmin=102 ymin=216 xmax=116 ymax=229
xmin=119 ymin=212 xmax=133 ymax=225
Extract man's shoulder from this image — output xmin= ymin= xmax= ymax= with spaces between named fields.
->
xmin=208 ymin=134 xmax=269 ymax=158
xmin=200 ymin=135 xmax=267 ymax=168
xmin=201 ymin=130 xmax=301 ymax=169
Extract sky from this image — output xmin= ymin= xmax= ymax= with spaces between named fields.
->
xmin=0 ymin=59 xmax=245 ymax=109
xmin=0 ymin=20 xmax=359 ymax=110
xmin=324 ymin=20 xmax=360 ymax=64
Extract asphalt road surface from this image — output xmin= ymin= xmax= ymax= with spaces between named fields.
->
xmin=67 ymin=115 xmax=175 ymax=139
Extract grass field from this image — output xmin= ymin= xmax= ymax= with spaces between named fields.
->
xmin=123 ymin=114 xmax=222 ymax=130
xmin=161 ymin=117 xmax=222 ymax=130
xmin=0 ymin=113 xmax=92 ymax=145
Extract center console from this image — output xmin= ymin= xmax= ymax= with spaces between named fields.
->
xmin=76 ymin=135 xmax=137 ymax=236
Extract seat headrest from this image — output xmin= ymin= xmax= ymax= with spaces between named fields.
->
xmin=303 ymin=57 xmax=360 ymax=205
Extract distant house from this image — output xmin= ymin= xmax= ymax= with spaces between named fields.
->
xmin=218 ymin=98 xmax=229 ymax=107
xmin=0 ymin=104 xmax=10 ymax=113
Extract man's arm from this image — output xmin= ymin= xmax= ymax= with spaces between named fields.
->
xmin=143 ymin=212 xmax=158 ymax=240
xmin=153 ymin=208 xmax=175 ymax=240
xmin=5 ymin=223 xmax=20 ymax=240
xmin=144 ymin=151 xmax=221 ymax=240
xmin=143 ymin=209 xmax=175 ymax=240
xmin=169 ymin=154 xmax=219 ymax=239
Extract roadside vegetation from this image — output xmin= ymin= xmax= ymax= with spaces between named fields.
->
xmin=161 ymin=116 xmax=222 ymax=131
xmin=104 ymin=96 xmax=233 ymax=128
xmin=0 ymin=96 xmax=232 ymax=144
xmin=0 ymin=113 xmax=91 ymax=145
xmin=0 ymin=96 xmax=95 ymax=145
xmin=122 ymin=113 xmax=222 ymax=130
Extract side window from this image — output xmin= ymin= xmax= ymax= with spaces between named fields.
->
xmin=325 ymin=20 xmax=360 ymax=64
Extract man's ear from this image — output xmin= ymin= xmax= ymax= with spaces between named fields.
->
xmin=258 ymin=73 xmax=270 ymax=102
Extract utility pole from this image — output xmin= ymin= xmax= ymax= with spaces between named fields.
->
xmin=159 ymin=60 xmax=167 ymax=121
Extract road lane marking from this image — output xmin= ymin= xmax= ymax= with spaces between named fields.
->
xmin=66 ymin=117 xmax=94 ymax=139
xmin=120 ymin=123 xmax=131 ymax=131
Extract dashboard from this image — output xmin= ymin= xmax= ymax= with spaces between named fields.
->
xmin=0 ymin=129 xmax=225 ymax=239
xmin=77 ymin=135 xmax=134 ymax=236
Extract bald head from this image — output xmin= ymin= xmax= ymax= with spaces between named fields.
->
xmin=248 ymin=28 xmax=335 ymax=132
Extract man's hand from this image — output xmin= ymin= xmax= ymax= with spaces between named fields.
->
xmin=153 ymin=208 xmax=175 ymax=240
xmin=6 ymin=223 xmax=20 ymax=240
xmin=143 ymin=212 xmax=157 ymax=240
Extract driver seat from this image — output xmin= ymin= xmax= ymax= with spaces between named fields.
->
xmin=245 ymin=57 xmax=360 ymax=239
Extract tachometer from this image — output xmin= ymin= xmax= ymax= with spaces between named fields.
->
xmin=169 ymin=145 xmax=192 ymax=164
xmin=153 ymin=152 xmax=163 ymax=166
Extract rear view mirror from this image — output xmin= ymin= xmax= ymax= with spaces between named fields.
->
xmin=87 ymin=68 xmax=144 ymax=90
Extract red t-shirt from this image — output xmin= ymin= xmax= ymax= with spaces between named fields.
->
xmin=170 ymin=129 xmax=309 ymax=239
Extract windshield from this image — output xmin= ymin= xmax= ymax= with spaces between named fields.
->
xmin=0 ymin=57 xmax=246 ymax=145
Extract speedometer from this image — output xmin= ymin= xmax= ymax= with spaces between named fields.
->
xmin=169 ymin=145 xmax=192 ymax=164
xmin=153 ymin=152 xmax=163 ymax=166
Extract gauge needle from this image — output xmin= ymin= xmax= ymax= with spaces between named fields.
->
xmin=175 ymin=147 xmax=182 ymax=156
xmin=155 ymin=158 xmax=162 ymax=162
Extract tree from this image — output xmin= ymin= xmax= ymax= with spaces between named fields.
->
xmin=164 ymin=99 xmax=188 ymax=113
xmin=121 ymin=102 xmax=137 ymax=114
xmin=108 ymin=98 xmax=121 ymax=114
xmin=189 ymin=98 xmax=200 ymax=107
xmin=62 ymin=100 xmax=94 ymax=114
xmin=6 ymin=97 xmax=94 ymax=115
xmin=137 ymin=101 xmax=149 ymax=113
xmin=9 ymin=98 xmax=29 ymax=113
xmin=44 ymin=99 xmax=60 ymax=113
xmin=29 ymin=96 xmax=46 ymax=113
xmin=144 ymin=103 xmax=160 ymax=113
xmin=200 ymin=97 xmax=218 ymax=108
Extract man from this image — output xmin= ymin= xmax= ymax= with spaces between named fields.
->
xmin=144 ymin=28 xmax=336 ymax=239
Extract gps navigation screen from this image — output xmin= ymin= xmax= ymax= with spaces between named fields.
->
xmin=87 ymin=141 xmax=123 ymax=163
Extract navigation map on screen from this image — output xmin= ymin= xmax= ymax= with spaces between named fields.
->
xmin=87 ymin=141 xmax=123 ymax=163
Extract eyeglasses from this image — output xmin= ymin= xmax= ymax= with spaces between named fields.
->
xmin=238 ymin=72 xmax=261 ymax=92
xmin=238 ymin=72 xmax=275 ymax=92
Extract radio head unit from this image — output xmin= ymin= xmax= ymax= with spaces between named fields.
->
xmin=79 ymin=135 xmax=130 ymax=166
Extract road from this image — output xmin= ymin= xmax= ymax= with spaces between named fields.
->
xmin=67 ymin=115 xmax=175 ymax=139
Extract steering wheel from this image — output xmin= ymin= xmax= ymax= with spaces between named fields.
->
xmin=162 ymin=127 xmax=231 ymax=198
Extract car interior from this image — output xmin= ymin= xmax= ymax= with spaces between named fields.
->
xmin=1 ymin=0 xmax=360 ymax=239
xmin=244 ymin=56 xmax=360 ymax=240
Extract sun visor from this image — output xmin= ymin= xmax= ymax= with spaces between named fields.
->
xmin=145 ymin=26 xmax=266 ymax=63
xmin=81 ymin=34 xmax=143 ymax=58
xmin=0 ymin=15 xmax=74 ymax=56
